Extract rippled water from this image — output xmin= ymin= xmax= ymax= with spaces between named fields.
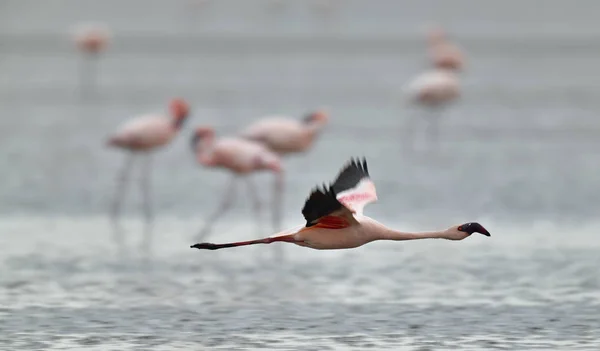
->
xmin=2 ymin=217 xmax=600 ymax=349
xmin=2 ymin=0 xmax=600 ymax=349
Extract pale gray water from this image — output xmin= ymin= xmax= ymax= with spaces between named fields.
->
xmin=2 ymin=0 xmax=600 ymax=349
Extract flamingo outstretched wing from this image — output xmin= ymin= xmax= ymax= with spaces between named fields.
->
xmin=331 ymin=158 xmax=377 ymax=216
xmin=301 ymin=185 xmax=356 ymax=228
xmin=300 ymin=157 xmax=376 ymax=229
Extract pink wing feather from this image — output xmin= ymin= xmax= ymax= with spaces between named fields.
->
xmin=331 ymin=158 xmax=377 ymax=216
xmin=336 ymin=177 xmax=377 ymax=215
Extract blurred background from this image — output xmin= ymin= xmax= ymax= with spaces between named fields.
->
xmin=2 ymin=0 xmax=600 ymax=349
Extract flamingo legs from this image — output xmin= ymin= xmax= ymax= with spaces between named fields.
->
xmin=110 ymin=152 xmax=155 ymax=254
xmin=272 ymin=171 xmax=285 ymax=262
xmin=272 ymin=171 xmax=284 ymax=232
xmin=139 ymin=153 xmax=154 ymax=254
xmin=196 ymin=175 xmax=239 ymax=242
xmin=196 ymin=174 xmax=280 ymax=245
xmin=404 ymin=105 xmax=446 ymax=152
xmin=424 ymin=105 xmax=444 ymax=149
xmin=79 ymin=52 xmax=98 ymax=99
xmin=244 ymin=177 xmax=263 ymax=235
xmin=110 ymin=153 xmax=136 ymax=252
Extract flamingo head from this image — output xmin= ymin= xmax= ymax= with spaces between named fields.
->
xmin=302 ymin=109 xmax=330 ymax=126
xmin=73 ymin=22 xmax=111 ymax=54
xmin=170 ymin=98 xmax=190 ymax=127
xmin=190 ymin=126 xmax=214 ymax=151
xmin=445 ymin=222 xmax=490 ymax=240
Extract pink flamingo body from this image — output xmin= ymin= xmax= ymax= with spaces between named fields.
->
xmin=238 ymin=110 xmax=329 ymax=231
xmin=191 ymin=127 xmax=282 ymax=241
xmin=406 ymin=69 xmax=460 ymax=107
xmin=191 ymin=158 xmax=490 ymax=251
xmin=239 ymin=112 xmax=328 ymax=154
xmin=109 ymin=116 xmax=182 ymax=151
xmin=107 ymin=99 xmax=189 ymax=253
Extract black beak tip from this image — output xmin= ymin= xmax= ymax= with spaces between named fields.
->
xmin=460 ymin=222 xmax=491 ymax=237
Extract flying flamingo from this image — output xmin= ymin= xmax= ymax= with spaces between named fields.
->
xmin=427 ymin=27 xmax=465 ymax=71
xmin=106 ymin=98 xmax=190 ymax=253
xmin=71 ymin=22 xmax=111 ymax=97
xmin=191 ymin=157 xmax=490 ymax=251
xmin=190 ymin=126 xmax=283 ymax=242
xmin=238 ymin=109 xmax=329 ymax=231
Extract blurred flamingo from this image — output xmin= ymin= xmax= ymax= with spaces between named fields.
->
xmin=106 ymin=98 xmax=190 ymax=253
xmin=238 ymin=109 xmax=329 ymax=231
xmin=403 ymin=67 xmax=460 ymax=149
xmin=401 ymin=27 xmax=464 ymax=150
xmin=191 ymin=126 xmax=283 ymax=242
xmin=191 ymin=158 xmax=490 ymax=252
xmin=71 ymin=22 xmax=111 ymax=97
xmin=427 ymin=27 xmax=465 ymax=71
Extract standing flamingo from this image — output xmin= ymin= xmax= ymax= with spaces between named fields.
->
xmin=238 ymin=109 xmax=329 ymax=231
xmin=71 ymin=22 xmax=111 ymax=97
xmin=403 ymin=68 xmax=460 ymax=150
xmin=190 ymin=126 xmax=283 ymax=242
xmin=401 ymin=27 xmax=465 ymax=151
xmin=106 ymin=98 xmax=190 ymax=253
xmin=191 ymin=157 xmax=490 ymax=251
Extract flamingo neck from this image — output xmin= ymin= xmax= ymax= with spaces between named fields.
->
xmin=376 ymin=228 xmax=447 ymax=241
xmin=306 ymin=120 xmax=326 ymax=136
xmin=173 ymin=115 xmax=187 ymax=129
xmin=195 ymin=137 xmax=216 ymax=165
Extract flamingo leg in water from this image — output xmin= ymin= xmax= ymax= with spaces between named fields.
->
xmin=403 ymin=106 xmax=420 ymax=152
xmin=244 ymin=176 xmax=263 ymax=235
xmin=196 ymin=175 xmax=238 ymax=242
xmin=140 ymin=153 xmax=154 ymax=255
xmin=272 ymin=171 xmax=284 ymax=232
xmin=272 ymin=171 xmax=285 ymax=262
xmin=79 ymin=52 xmax=98 ymax=99
xmin=110 ymin=152 xmax=136 ymax=251
xmin=425 ymin=105 xmax=444 ymax=150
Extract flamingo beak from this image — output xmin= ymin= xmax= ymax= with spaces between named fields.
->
xmin=190 ymin=133 xmax=200 ymax=152
xmin=302 ymin=113 xmax=315 ymax=123
xmin=458 ymin=222 xmax=490 ymax=237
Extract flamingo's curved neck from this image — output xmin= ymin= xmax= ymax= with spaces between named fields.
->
xmin=173 ymin=115 xmax=187 ymax=129
xmin=306 ymin=120 xmax=326 ymax=136
xmin=195 ymin=136 xmax=216 ymax=166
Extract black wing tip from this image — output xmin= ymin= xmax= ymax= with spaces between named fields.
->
xmin=329 ymin=157 xmax=371 ymax=195
xmin=345 ymin=156 xmax=369 ymax=175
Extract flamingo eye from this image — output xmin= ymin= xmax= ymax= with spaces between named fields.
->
xmin=457 ymin=225 xmax=464 ymax=231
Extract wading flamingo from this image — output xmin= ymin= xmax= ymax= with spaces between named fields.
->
xmin=238 ymin=109 xmax=329 ymax=231
xmin=401 ymin=27 xmax=464 ymax=151
xmin=403 ymin=67 xmax=460 ymax=150
xmin=107 ymin=98 xmax=190 ymax=253
xmin=71 ymin=22 xmax=111 ymax=97
xmin=190 ymin=126 xmax=283 ymax=242
xmin=191 ymin=157 xmax=489 ymax=251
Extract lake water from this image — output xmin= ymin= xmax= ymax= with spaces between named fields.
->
xmin=2 ymin=0 xmax=600 ymax=349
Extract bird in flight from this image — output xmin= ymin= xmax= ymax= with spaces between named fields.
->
xmin=190 ymin=157 xmax=490 ymax=251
